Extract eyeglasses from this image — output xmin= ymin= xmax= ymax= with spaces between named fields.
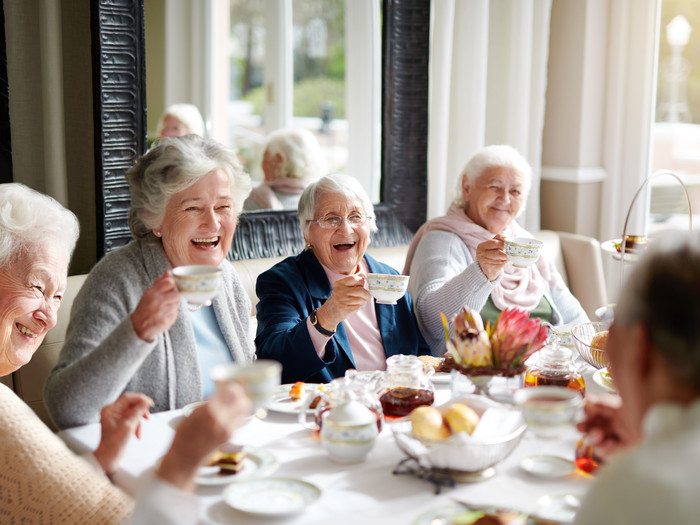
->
xmin=306 ymin=213 xmax=372 ymax=229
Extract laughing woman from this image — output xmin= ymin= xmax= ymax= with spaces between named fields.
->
xmin=255 ymin=174 xmax=430 ymax=384
xmin=45 ymin=135 xmax=255 ymax=429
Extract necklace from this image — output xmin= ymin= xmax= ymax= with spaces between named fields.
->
xmin=187 ymin=303 xmax=203 ymax=312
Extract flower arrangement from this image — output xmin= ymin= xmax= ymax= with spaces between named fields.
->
xmin=440 ymin=306 xmax=548 ymax=377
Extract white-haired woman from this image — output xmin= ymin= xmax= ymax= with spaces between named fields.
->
xmin=244 ymin=128 xmax=326 ymax=211
xmin=404 ymin=145 xmax=587 ymax=354
xmin=0 ymin=183 xmax=250 ymax=523
xmin=255 ymin=174 xmax=430 ymax=384
xmin=157 ymin=103 xmax=206 ymax=137
xmin=45 ymin=135 xmax=255 ymax=429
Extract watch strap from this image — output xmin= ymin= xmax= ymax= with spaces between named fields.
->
xmin=310 ymin=309 xmax=336 ymax=336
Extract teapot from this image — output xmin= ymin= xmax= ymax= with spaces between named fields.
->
xmin=299 ymin=370 xmax=384 ymax=434
xmin=321 ymin=400 xmax=379 ymax=463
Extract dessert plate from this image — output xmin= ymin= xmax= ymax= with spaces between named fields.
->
xmin=223 ymin=477 xmax=321 ymax=517
xmin=592 ymin=368 xmax=616 ymax=394
xmin=266 ymin=383 xmax=323 ymax=415
xmin=195 ymin=446 xmax=278 ymax=486
xmin=520 ymin=455 xmax=576 ymax=479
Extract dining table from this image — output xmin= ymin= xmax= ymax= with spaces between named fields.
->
xmin=59 ymin=359 xmax=612 ymax=525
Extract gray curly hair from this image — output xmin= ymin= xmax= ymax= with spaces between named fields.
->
xmin=615 ymin=231 xmax=700 ymax=390
xmin=0 ymin=183 xmax=79 ymax=267
xmin=126 ymin=134 xmax=252 ymax=239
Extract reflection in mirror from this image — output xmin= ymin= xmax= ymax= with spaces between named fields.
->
xmin=148 ymin=0 xmax=382 ymax=212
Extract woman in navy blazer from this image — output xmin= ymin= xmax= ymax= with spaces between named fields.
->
xmin=255 ymin=174 xmax=430 ymax=384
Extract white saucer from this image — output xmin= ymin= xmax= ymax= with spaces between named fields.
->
xmin=536 ymin=493 xmax=583 ymax=523
xmin=223 ymin=477 xmax=321 ymax=517
xmin=592 ymin=368 xmax=617 ymax=394
xmin=520 ymin=455 xmax=576 ymax=479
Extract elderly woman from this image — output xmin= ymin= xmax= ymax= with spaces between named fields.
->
xmin=255 ymin=174 xmax=430 ymax=383
xmin=157 ymin=103 xmax=205 ymax=137
xmin=574 ymin=232 xmax=700 ymax=523
xmin=0 ymin=183 xmax=250 ymax=523
xmin=244 ymin=128 xmax=326 ymax=211
xmin=404 ymin=145 xmax=588 ymax=353
xmin=45 ymin=135 xmax=254 ymax=429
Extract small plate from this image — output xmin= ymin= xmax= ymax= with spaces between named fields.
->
xmin=266 ymin=383 xmax=323 ymax=415
xmin=520 ymin=455 xmax=576 ymax=479
xmin=536 ymin=493 xmax=583 ymax=523
xmin=182 ymin=401 xmax=206 ymax=417
xmin=592 ymin=368 xmax=617 ymax=394
xmin=195 ymin=446 xmax=278 ymax=486
xmin=223 ymin=477 xmax=321 ymax=517
xmin=601 ymin=239 xmax=641 ymax=262
xmin=413 ymin=504 xmax=480 ymax=525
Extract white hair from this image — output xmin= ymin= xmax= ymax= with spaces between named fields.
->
xmin=297 ymin=174 xmax=377 ymax=236
xmin=127 ymin=135 xmax=252 ymax=239
xmin=157 ymin=103 xmax=205 ymax=137
xmin=453 ymin=144 xmax=533 ymax=207
xmin=0 ymin=183 xmax=79 ymax=267
xmin=264 ymin=128 xmax=326 ymax=181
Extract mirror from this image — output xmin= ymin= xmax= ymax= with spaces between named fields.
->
xmin=91 ymin=0 xmax=429 ymax=259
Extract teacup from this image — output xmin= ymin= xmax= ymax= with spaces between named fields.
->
xmin=173 ymin=265 xmax=223 ymax=306
xmin=504 ymin=237 xmax=544 ymax=268
xmin=513 ymin=386 xmax=583 ymax=438
xmin=210 ymin=360 xmax=282 ymax=410
xmin=367 ymin=273 xmax=410 ymax=304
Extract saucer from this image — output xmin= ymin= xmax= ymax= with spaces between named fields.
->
xmin=520 ymin=455 xmax=576 ymax=479
xmin=223 ymin=477 xmax=321 ymax=516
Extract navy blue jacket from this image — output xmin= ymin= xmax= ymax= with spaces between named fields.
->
xmin=255 ymin=249 xmax=431 ymax=383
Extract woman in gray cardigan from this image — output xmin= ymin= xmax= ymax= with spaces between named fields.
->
xmin=45 ymin=135 xmax=255 ymax=429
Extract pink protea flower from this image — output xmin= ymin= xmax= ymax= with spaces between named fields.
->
xmin=489 ymin=307 xmax=548 ymax=370
xmin=442 ymin=307 xmax=492 ymax=367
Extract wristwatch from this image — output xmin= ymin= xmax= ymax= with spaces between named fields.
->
xmin=309 ymin=308 xmax=336 ymax=336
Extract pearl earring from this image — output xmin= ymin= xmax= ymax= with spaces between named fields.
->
xmin=154 ymin=231 xmax=162 ymax=237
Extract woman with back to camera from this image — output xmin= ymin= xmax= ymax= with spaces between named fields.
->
xmin=405 ymin=145 xmax=588 ymax=354
xmin=45 ymin=135 xmax=254 ymax=429
xmin=0 ymin=183 xmax=251 ymax=523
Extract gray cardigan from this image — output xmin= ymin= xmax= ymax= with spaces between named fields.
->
xmin=44 ymin=239 xmax=254 ymax=429
xmin=408 ymin=230 xmax=589 ymax=354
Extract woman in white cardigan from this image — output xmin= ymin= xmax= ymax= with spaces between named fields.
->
xmin=405 ymin=145 xmax=588 ymax=354
xmin=0 ymin=183 xmax=250 ymax=523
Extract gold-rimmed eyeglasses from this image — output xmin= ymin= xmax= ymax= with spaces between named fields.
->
xmin=306 ymin=213 xmax=372 ymax=229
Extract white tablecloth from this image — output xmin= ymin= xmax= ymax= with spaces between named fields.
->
xmin=60 ymin=363 xmax=609 ymax=525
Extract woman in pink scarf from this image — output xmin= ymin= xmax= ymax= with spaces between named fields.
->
xmin=404 ymin=145 xmax=588 ymax=354
xmin=244 ymin=128 xmax=326 ymax=211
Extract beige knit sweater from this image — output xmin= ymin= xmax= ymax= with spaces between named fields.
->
xmin=0 ymin=384 xmax=133 ymax=524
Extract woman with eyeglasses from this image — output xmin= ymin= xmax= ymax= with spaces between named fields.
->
xmin=255 ymin=174 xmax=430 ymax=383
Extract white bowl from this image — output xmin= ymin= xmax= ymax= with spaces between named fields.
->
xmin=367 ymin=273 xmax=409 ymax=304
xmin=513 ymin=386 xmax=583 ymax=438
xmin=504 ymin=237 xmax=544 ymax=268
xmin=173 ymin=265 xmax=223 ymax=306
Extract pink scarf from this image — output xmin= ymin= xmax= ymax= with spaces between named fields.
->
xmin=248 ymin=178 xmax=309 ymax=211
xmin=404 ymin=204 xmax=564 ymax=311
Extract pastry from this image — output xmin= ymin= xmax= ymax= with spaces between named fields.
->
xmin=410 ymin=406 xmax=451 ymax=441
xmin=206 ymin=448 xmax=247 ymax=474
xmin=590 ymin=330 xmax=608 ymax=350
xmin=289 ymin=381 xmax=305 ymax=401
xmin=444 ymin=403 xmax=480 ymax=435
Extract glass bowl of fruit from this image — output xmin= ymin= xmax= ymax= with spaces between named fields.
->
xmin=571 ymin=322 xmax=610 ymax=369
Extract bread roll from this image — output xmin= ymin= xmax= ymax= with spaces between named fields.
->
xmin=591 ymin=330 xmax=609 ymax=350
xmin=410 ymin=406 xmax=450 ymax=441
xmin=444 ymin=403 xmax=480 ymax=435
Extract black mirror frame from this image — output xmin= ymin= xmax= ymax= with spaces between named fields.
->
xmin=91 ymin=0 xmax=429 ymax=260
